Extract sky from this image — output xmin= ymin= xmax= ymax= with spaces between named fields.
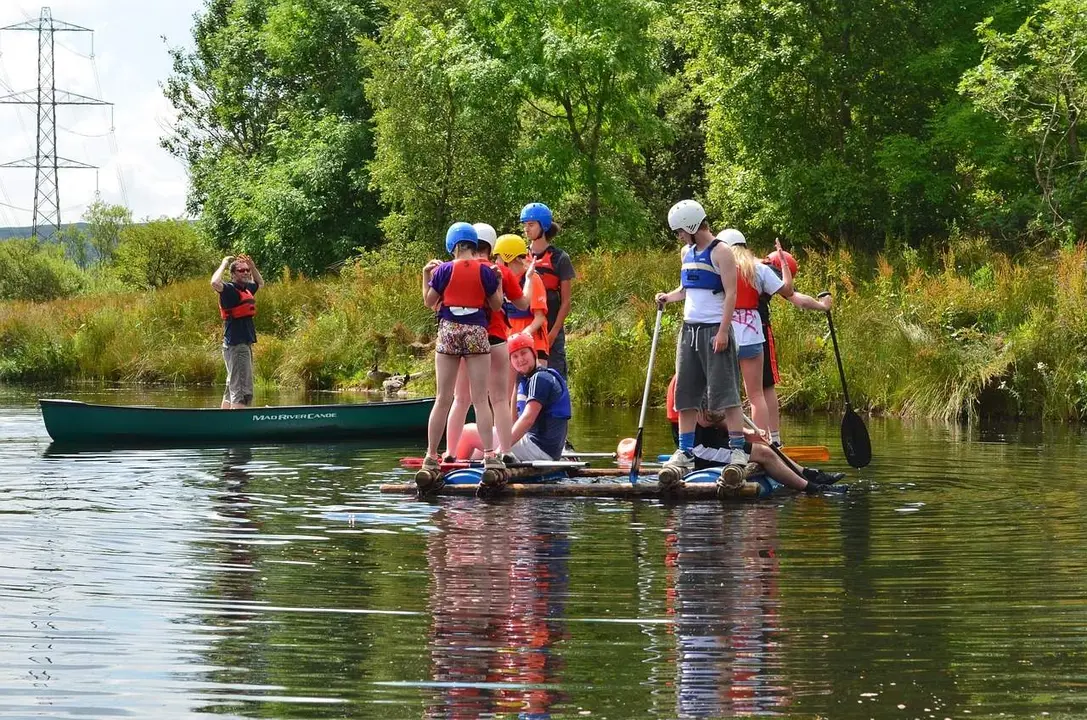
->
xmin=0 ymin=0 xmax=203 ymax=229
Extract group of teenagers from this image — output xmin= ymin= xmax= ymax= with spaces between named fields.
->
xmin=211 ymin=197 xmax=845 ymax=493
xmin=420 ymin=198 xmax=844 ymax=492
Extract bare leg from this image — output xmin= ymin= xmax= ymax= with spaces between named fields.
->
xmin=678 ymin=408 xmax=698 ymax=437
xmin=765 ymin=385 xmax=781 ymax=439
xmin=489 ymin=344 xmax=513 ymax=453
xmin=426 ymin=353 xmax=461 ymax=457
xmin=464 ymin=354 xmax=495 ymax=452
xmin=444 ymin=361 xmax=470 ymax=457
xmin=749 ymin=444 xmax=808 ymax=490
xmin=740 ymin=354 xmax=769 ymax=433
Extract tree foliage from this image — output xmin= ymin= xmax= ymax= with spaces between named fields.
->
xmin=113 ymin=219 xmax=218 ymax=289
xmin=163 ymin=0 xmax=384 ymax=273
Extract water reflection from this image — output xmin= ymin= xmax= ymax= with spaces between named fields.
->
xmin=425 ymin=502 xmax=570 ymax=718
xmin=666 ymin=504 xmax=791 ymax=718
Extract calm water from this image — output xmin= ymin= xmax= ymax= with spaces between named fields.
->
xmin=2 ymin=387 xmax=1087 ymax=718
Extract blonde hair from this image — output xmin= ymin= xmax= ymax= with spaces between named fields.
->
xmin=730 ymin=244 xmax=758 ymax=286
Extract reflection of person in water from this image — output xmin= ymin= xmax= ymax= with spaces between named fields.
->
xmin=212 ymin=448 xmax=260 ymax=602
xmin=664 ymin=504 xmax=791 ymax=718
xmin=424 ymin=501 xmax=571 ymax=719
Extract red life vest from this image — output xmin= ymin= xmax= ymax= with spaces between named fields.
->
xmin=220 ymin=285 xmax=257 ymax=320
xmin=532 ymin=246 xmax=563 ymax=292
xmin=487 ymin=262 xmax=517 ymax=340
xmin=442 ymin=259 xmax=488 ymax=309
xmin=735 ymin=272 xmax=759 ymax=310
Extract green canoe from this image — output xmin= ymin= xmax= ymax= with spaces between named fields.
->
xmin=39 ymin=397 xmax=434 ymax=446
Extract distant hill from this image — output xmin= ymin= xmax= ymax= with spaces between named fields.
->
xmin=0 ymin=223 xmax=90 ymax=241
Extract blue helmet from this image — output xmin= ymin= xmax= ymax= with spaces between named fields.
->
xmin=519 ymin=202 xmax=552 ymax=233
xmin=445 ymin=221 xmax=478 ymax=254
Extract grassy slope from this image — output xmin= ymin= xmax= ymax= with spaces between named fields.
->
xmin=2 ymin=242 xmax=1085 ymax=420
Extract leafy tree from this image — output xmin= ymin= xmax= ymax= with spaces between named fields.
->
xmin=960 ymin=0 xmax=1087 ymax=238
xmin=163 ymin=0 xmax=385 ymax=274
xmin=56 ymin=225 xmax=93 ymax=270
xmin=83 ymin=200 xmax=132 ymax=263
xmin=364 ymin=9 xmax=520 ymax=246
xmin=113 ymin=219 xmax=218 ymax=288
xmin=472 ymin=0 xmax=665 ymax=250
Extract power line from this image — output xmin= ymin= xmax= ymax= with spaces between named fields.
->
xmin=0 ymin=8 xmax=111 ymax=238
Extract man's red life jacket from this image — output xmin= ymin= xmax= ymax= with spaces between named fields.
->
xmin=532 ymin=246 xmax=562 ymax=292
xmin=220 ymin=285 xmax=257 ymax=320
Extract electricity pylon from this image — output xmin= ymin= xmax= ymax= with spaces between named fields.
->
xmin=0 ymin=7 xmax=111 ymax=238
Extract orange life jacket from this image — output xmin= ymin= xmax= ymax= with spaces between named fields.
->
xmin=220 ymin=285 xmax=256 ymax=320
xmin=735 ymin=272 xmax=759 ymax=310
xmin=442 ymin=259 xmax=487 ymax=309
xmin=532 ymin=246 xmax=563 ymax=292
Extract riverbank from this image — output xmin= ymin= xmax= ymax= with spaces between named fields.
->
xmin=2 ymin=239 xmax=1084 ymax=420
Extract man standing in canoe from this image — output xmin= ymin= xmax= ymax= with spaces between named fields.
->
xmin=211 ymin=254 xmax=264 ymax=409
xmin=655 ymin=200 xmax=748 ymax=487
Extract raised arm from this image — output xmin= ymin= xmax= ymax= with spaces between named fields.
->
xmin=211 ymin=256 xmax=232 ymax=292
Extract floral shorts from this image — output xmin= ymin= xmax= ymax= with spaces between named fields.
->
xmin=436 ymin=319 xmax=491 ymax=356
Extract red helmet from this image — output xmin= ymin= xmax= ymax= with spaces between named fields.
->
xmin=764 ymin=250 xmax=798 ymax=276
xmin=507 ymin=332 xmax=535 ymax=356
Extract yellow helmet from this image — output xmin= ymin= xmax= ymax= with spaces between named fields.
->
xmin=493 ymin=234 xmax=529 ymax=263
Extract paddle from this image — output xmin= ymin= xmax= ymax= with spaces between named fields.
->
xmin=630 ymin=305 xmax=665 ymax=485
xmin=742 ymin=414 xmax=806 ymax=475
xmin=817 ymin=292 xmax=872 ymax=468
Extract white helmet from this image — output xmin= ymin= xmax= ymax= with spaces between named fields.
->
xmin=472 ymin=222 xmax=498 ymax=248
xmin=667 ymin=200 xmax=706 ymax=234
xmin=716 ymin=228 xmax=746 ymax=246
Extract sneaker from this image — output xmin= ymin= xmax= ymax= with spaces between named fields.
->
xmin=803 ymin=467 xmax=845 ymax=486
xmin=421 ymin=454 xmax=441 ymax=472
xmin=483 ymin=454 xmax=506 ymax=471
xmin=663 ymin=448 xmax=694 ymax=473
xmin=500 ymin=452 xmax=518 ymax=466
xmin=441 ymin=453 xmax=456 ymax=464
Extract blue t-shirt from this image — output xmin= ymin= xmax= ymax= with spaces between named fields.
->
xmin=516 ymin=369 xmax=571 ymax=460
xmin=219 ymin=281 xmax=258 ymax=346
xmin=429 ymin=261 xmax=500 ymax=326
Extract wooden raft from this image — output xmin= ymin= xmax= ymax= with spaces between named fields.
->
xmin=378 ymin=482 xmax=752 ymax=499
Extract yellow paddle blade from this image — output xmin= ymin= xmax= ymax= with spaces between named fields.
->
xmin=782 ymin=445 xmax=831 ymax=463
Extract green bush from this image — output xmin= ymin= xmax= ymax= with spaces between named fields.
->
xmin=0 ymin=239 xmax=83 ymax=301
xmin=113 ymin=219 xmax=217 ymax=289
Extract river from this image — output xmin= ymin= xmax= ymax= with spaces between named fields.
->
xmin=1 ymin=387 xmax=1086 ymax=718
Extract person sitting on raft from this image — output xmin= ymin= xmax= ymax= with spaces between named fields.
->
xmin=690 ymin=408 xmax=844 ymax=493
xmin=420 ymin=222 xmax=506 ymax=475
xmin=457 ymin=332 xmax=572 ymax=462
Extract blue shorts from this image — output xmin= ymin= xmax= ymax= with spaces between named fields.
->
xmin=737 ymin=342 xmax=764 ymax=361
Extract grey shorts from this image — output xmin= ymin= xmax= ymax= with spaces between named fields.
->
xmin=510 ymin=434 xmax=555 ymax=462
xmin=674 ymin=322 xmax=741 ymax=413
xmin=222 ymin=343 xmax=254 ymax=406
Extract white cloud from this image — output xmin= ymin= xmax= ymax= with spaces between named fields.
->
xmin=0 ymin=0 xmax=203 ymax=228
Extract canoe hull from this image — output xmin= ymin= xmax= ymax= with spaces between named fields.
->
xmin=39 ymin=398 xmax=434 ymax=446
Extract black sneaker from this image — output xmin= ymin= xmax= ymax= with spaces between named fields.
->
xmin=803 ymin=467 xmax=845 ymax=486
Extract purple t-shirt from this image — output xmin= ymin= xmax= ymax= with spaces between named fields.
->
xmin=430 ymin=261 xmax=500 ymax=326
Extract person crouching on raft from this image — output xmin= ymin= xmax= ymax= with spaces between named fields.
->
xmin=442 ymin=223 xmax=532 ymax=461
xmin=757 ymin=239 xmax=833 ymax=445
xmin=458 ymin=333 xmax=572 ymax=462
xmin=655 ymin=200 xmax=748 ymax=487
xmin=521 ymin=202 xmax=575 ymax=380
xmin=691 ymin=408 xmax=844 ymax=492
xmin=420 ymin=222 xmax=506 ymax=474
xmin=494 ymin=233 xmax=550 ymax=366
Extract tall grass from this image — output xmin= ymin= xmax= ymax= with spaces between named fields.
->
xmin=2 ymin=238 xmax=1086 ymax=419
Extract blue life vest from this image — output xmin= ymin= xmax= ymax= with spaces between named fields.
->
xmin=503 ymin=298 xmax=533 ymax=320
xmin=516 ymin=367 xmax=572 ymax=419
xmin=680 ymin=239 xmax=723 ymax=292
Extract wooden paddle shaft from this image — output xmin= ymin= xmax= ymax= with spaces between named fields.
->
xmin=636 ymin=307 xmax=665 ymax=431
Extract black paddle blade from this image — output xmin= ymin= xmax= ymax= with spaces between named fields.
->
xmin=841 ymin=409 xmax=872 ymax=468
xmin=629 ymin=429 xmax=644 ymax=484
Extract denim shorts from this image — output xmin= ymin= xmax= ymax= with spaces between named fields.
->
xmin=737 ymin=342 xmax=764 ymax=361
